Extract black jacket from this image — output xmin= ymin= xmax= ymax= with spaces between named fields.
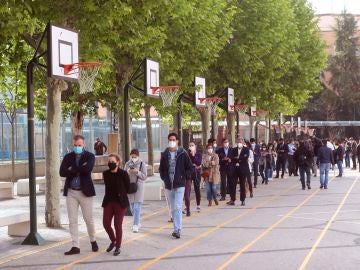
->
xmin=317 ymin=146 xmax=334 ymax=165
xmin=334 ymin=145 xmax=345 ymax=162
xmin=159 ymin=147 xmax=193 ymax=190
xmin=276 ymin=143 xmax=288 ymax=159
xmin=216 ymin=147 xmax=234 ymax=171
xmin=60 ymin=150 xmax=96 ymax=197
xmin=232 ymin=147 xmax=250 ymax=175
xmin=294 ymin=147 xmax=314 ymax=168
xmin=102 ymin=169 xmax=130 ymax=208
xmin=250 ymin=144 xmax=261 ymax=163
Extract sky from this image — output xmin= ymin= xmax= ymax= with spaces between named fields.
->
xmin=308 ymin=0 xmax=360 ymax=14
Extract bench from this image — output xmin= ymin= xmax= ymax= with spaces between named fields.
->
xmin=91 ymin=172 xmax=103 ymax=183
xmin=0 ymin=211 xmax=30 ymax=236
xmin=16 ymin=178 xmax=43 ymax=196
xmin=144 ymin=183 xmax=163 ymax=201
xmin=0 ymin=182 xmax=14 ymax=199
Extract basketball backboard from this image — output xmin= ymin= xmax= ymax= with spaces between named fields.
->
xmin=144 ymin=58 xmax=160 ymax=97
xmin=250 ymin=97 xmax=256 ymax=117
xmin=47 ymin=23 xmax=79 ymax=81
xmin=194 ymin=76 xmax=206 ymax=107
xmin=227 ymin=87 xmax=235 ymax=113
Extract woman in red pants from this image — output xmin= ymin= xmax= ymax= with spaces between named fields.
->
xmin=102 ymin=154 xmax=130 ymax=256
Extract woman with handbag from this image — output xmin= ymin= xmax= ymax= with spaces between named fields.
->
xmin=124 ymin=149 xmax=147 ymax=233
xmin=102 ymin=153 xmax=130 ymax=256
xmin=202 ymin=143 xmax=220 ymax=206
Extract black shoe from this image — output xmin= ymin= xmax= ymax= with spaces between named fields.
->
xmin=241 ymin=201 xmax=245 ymax=206
xmin=172 ymin=231 xmax=181 ymax=239
xmin=302 ymin=187 xmax=305 ymax=190
xmin=226 ymin=200 xmax=235 ymax=206
xmin=320 ymin=185 xmax=323 ymax=189
xmin=64 ymin=247 xmax=80 ymax=255
xmin=113 ymin=247 xmax=120 ymax=256
xmin=294 ymin=174 xmax=299 ymax=176
xmin=250 ymin=193 xmax=253 ymax=198
xmin=106 ymin=242 xmax=115 ymax=252
xmin=91 ymin=241 xmax=99 ymax=252
xmin=254 ymin=185 xmax=257 ymax=188
xmin=281 ymin=175 xmax=284 ymax=179
xmin=307 ymin=185 xmax=311 ymax=190
xmin=275 ymin=176 xmax=279 ymax=179
xmin=219 ymin=197 xmax=226 ymax=201
xmin=324 ymin=185 xmax=328 ymax=189
xmin=186 ymin=211 xmax=191 ymax=217
xmin=261 ymin=180 xmax=265 ymax=184
xmin=168 ymin=218 xmax=173 ymax=223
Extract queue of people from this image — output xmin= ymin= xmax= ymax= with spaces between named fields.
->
xmin=60 ymin=133 xmax=355 ymax=256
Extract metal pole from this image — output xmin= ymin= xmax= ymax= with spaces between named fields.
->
xmin=22 ymin=61 xmax=44 ymax=245
xmin=123 ymin=84 xmax=130 ymax=162
xmin=211 ymin=114 xmax=215 ymax=139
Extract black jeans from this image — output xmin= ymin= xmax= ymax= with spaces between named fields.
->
xmin=191 ymin=170 xmax=201 ymax=206
xmin=252 ymin=162 xmax=259 ymax=186
xmin=231 ymin=169 xmax=246 ymax=202
xmin=299 ymin=166 xmax=311 ymax=188
xmin=220 ymin=169 xmax=232 ymax=198
xmin=259 ymin=164 xmax=267 ymax=183
xmin=352 ymin=155 xmax=357 ymax=169
xmin=276 ymin=157 xmax=287 ymax=177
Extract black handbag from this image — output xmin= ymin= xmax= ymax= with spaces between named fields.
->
xmin=127 ymin=162 xmax=142 ymax=194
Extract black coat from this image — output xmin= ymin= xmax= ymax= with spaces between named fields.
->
xmin=159 ymin=147 xmax=193 ymax=190
xmin=250 ymin=144 xmax=261 ymax=163
xmin=276 ymin=143 xmax=288 ymax=159
xmin=232 ymin=147 xmax=250 ymax=175
xmin=102 ymin=169 xmax=130 ymax=208
xmin=216 ymin=147 xmax=234 ymax=171
xmin=294 ymin=147 xmax=314 ymax=168
xmin=60 ymin=150 xmax=96 ymax=197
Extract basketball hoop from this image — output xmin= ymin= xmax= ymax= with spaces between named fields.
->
xmin=308 ymin=128 xmax=315 ymax=136
xmin=230 ymin=104 xmax=248 ymax=115
xmin=151 ymin=86 xmax=180 ymax=107
xmin=199 ymin=97 xmax=222 ymax=115
xmin=255 ymin=109 xmax=268 ymax=118
xmin=63 ymin=62 xmax=101 ymax=94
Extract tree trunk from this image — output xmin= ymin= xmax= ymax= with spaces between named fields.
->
xmin=226 ymin=113 xmax=235 ymax=146
xmin=198 ymin=109 xmax=210 ymax=147
xmin=71 ymin=111 xmax=84 ymax=136
xmin=45 ymin=78 xmax=67 ymax=228
xmin=144 ymin=104 xmax=154 ymax=175
xmin=11 ymin=121 xmax=15 ymax=183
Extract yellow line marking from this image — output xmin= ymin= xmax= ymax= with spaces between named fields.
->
xmin=0 ymin=207 xmax=168 ymax=266
xmin=298 ymin=177 xmax=358 ymax=270
xmin=136 ymin=183 xmax=299 ymax=270
xmin=56 ymin=200 xmax=221 ymax=270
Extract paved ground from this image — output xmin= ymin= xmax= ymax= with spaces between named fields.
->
xmin=1 ymin=168 xmax=360 ymax=270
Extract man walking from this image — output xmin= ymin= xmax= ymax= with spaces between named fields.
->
xmin=334 ymin=140 xmax=345 ymax=177
xmin=275 ymin=138 xmax=287 ymax=179
xmin=94 ymin=137 xmax=107 ymax=156
xmin=159 ymin=133 xmax=192 ymax=239
xmin=317 ymin=139 xmax=334 ymax=189
xmin=60 ymin=135 xmax=98 ymax=255
xmin=227 ymin=138 xmax=250 ymax=206
xmin=294 ymin=141 xmax=314 ymax=190
xmin=250 ymin=138 xmax=261 ymax=188
xmin=287 ymin=140 xmax=297 ymax=176
xmin=216 ymin=138 xmax=233 ymax=201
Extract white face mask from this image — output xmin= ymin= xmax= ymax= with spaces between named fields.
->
xmin=213 ymin=143 xmax=217 ymax=148
xmin=224 ymin=143 xmax=229 ymax=148
xmin=131 ymin=157 xmax=139 ymax=163
xmin=169 ymin=141 xmax=177 ymax=148
xmin=237 ymin=143 xmax=243 ymax=148
xmin=207 ymin=148 xmax=213 ymax=154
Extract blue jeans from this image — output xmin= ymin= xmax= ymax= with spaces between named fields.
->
xmin=337 ymin=160 xmax=343 ymax=176
xmin=130 ymin=202 xmax=142 ymax=226
xmin=165 ymin=187 xmax=185 ymax=233
xmin=345 ymin=154 xmax=350 ymax=167
xmin=266 ymin=167 xmax=273 ymax=179
xmin=319 ymin=163 xmax=331 ymax=186
xmin=206 ymin=181 xmax=217 ymax=201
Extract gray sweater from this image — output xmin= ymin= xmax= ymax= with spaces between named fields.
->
xmin=124 ymin=159 xmax=147 ymax=203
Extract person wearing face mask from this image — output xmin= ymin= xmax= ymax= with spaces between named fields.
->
xmin=228 ymin=138 xmax=250 ymax=206
xmin=187 ymin=142 xmax=202 ymax=213
xmin=259 ymin=143 xmax=268 ymax=184
xmin=208 ymin=138 xmax=218 ymax=152
xmin=60 ymin=135 xmax=98 ymax=255
xmin=201 ymin=144 xmax=220 ymax=206
xmin=216 ymin=138 xmax=234 ymax=201
xmin=124 ymin=149 xmax=147 ymax=232
xmin=250 ymin=138 xmax=261 ymax=188
xmin=159 ymin=133 xmax=192 ymax=239
xmin=275 ymin=138 xmax=288 ymax=179
xmin=102 ymin=154 xmax=130 ymax=256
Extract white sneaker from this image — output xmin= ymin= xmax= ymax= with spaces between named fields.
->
xmin=132 ymin=225 xmax=139 ymax=233
xmin=197 ymin=206 xmax=201 ymax=212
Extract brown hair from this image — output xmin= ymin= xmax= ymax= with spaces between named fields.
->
xmin=109 ymin=153 xmax=121 ymax=163
xmin=73 ymin=135 xmax=85 ymax=141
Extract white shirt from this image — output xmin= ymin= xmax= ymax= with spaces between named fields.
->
xmin=248 ymin=149 xmax=254 ymax=171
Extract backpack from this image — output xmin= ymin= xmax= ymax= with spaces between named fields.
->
xmin=127 ymin=162 xmax=143 ymax=194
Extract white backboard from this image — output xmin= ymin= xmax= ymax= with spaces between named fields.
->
xmin=195 ymin=76 xmax=206 ymax=107
xmin=145 ymin=58 xmax=160 ymax=97
xmin=227 ymin=88 xmax=235 ymax=113
xmin=48 ymin=23 xmax=79 ymax=81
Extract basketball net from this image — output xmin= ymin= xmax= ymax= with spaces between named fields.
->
xmin=199 ymin=97 xmax=222 ymax=115
xmin=151 ymin=86 xmax=180 ymax=107
xmin=231 ymin=104 xmax=248 ymax=115
xmin=64 ymin=62 xmax=101 ymax=94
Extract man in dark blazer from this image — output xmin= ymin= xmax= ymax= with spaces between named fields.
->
xmin=275 ymin=138 xmax=288 ymax=178
xmin=216 ymin=138 xmax=234 ymax=201
xmin=227 ymin=138 xmax=250 ymax=206
xmin=60 ymin=135 xmax=98 ymax=255
xmin=250 ymin=138 xmax=261 ymax=188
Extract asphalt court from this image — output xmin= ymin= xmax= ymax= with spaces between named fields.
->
xmin=1 ymin=169 xmax=359 ymax=270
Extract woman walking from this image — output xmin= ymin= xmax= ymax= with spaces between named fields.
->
xmin=202 ymin=144 xmax=220 ymax=206
xmin=266 ymin=143 xmax=276 ymax=181
xmin=259 ymin=143 xmax=268 ymax=184
xmin=187 ymin=142 xmax=202 ymax=214
xmin=124 ymin=149 xmax=147 ymax=233
xmin=102 ymin=154 xmax=130 ymax=256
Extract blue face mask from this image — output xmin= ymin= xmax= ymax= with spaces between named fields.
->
xmin=73 ymin=146 xmax=83 ymax=154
